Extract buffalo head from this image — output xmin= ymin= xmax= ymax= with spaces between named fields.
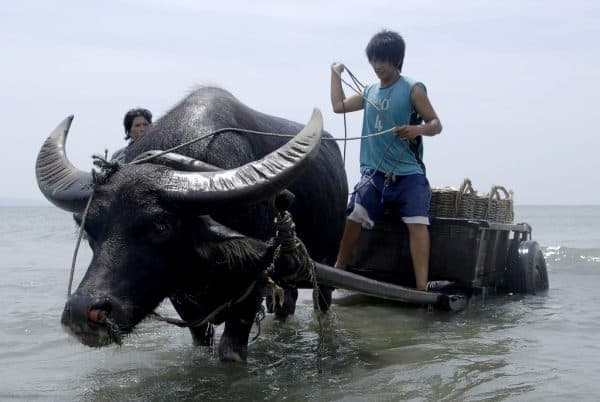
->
xmin=35 ymin=110 xmax=323 ymax=348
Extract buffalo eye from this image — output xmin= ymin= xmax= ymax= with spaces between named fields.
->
xmin=148 ymin=221 xmax=172 ymax=243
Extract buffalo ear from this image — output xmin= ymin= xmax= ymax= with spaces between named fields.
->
xmin=195 ymin=216 xmax=246 ymax=242
xmin=192 ymin=216 xmax=268 ymax=274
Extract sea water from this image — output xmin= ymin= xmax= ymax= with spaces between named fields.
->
xmin=1 ymin=206 xmax=599 ymax=401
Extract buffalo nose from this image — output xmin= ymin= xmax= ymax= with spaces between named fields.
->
xmin=62 ymin=295 xmax=111 ymax=325
xmin=62 ymin=295 xmax=90 ymax=325
xmin=89 ymin=308 xmax=107 ymax=323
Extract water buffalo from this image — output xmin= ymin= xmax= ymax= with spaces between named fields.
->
xmin=36 ymin=87 xmax=348 ymax=361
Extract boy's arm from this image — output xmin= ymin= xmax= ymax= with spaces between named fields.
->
xmin=331 ymin=63 xmax=364 ymax=113
xmin=394 ymin=85 xmax=442 ymax=139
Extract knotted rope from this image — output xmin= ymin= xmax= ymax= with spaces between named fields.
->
xmin=272 ymin=210 xmax=314 ymax=283
xmin=270 ymin=208 xmax=326 ymax=374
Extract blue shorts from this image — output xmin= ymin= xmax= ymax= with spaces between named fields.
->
xmin=347 ymin=169 xmax=431 ymax=228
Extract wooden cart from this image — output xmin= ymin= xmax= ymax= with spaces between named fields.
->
xmin=314 ymin=211 xmax=549 ymax=312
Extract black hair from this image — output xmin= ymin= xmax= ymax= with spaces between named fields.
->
xmin=123 ymin=108 xmax=153 ymax=139
xmin=365 ymin=30 xmax=406 ymax=71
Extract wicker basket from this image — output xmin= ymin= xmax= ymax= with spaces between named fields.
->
xmin=430 ymin=187 xmax=459 ymax=218
xmin=455 ymin=179 xmax=481 ymax=219
xmin=484 ymin=185 xmax=514 ymax=223
xmin=430 ymin=178 xmax=478 ymax=218
xmin=431 ymin=179 xmax=514 ymax=223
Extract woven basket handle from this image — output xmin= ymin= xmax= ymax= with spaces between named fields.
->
xmin=485 ymin=185 xmax=513 ymax=218
xmin=490 ymin=185 xmax=512 ymax=200
xmin=455 ymin=178 xmax=475 ymax=214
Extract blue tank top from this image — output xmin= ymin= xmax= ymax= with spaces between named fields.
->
xmin=360 ymin=76 xmax=426 ymax=176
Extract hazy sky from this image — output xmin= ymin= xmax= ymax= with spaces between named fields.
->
xmin=2 ymin=0 xmax=598 ymax=205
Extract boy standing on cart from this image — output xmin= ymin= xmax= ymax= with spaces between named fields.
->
xmin=331 ymin=29 xmax=446 ymax=292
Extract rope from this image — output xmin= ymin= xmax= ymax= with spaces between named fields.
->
xmin=63 ymin=83 xmax=399 ymax=352
xmin=130 ymin=127 xmax=297 ymax=165
xmin=250 ymin=305 xmax=266 ymax=343
xmin=347 ymin=68 xmax=366 ymax=91
xmin=342 ymin=101 xmax=347 ymax=164
xmin=149 ymin=279 xmax=265 ymax=349
xmin=335 ymin=64 xmax=363 ymax=166
xmin=339 ymin=66 xmax=366 ymax=166
xmin=271 ymin=208 xmax=325 ymax=373
xmin=331 ymin=67 xmax=380 ymax=111
xmin=67 ymin=153 xmax=127 ymax=296
xmin=116 ymin=116 xmax=399 ymax=201
xmin=128 ymin=126 xmax=395 ymax=166
xmin=332 ymin=64 xmax=421 ymax=193
xmin=104 ymin=317 xmax=123 ymax=345
xmin=121 ymin=71 xmax=393 ymax=167
xmin=67 ymin=191 xmax=95 ymax=297
xmin=349 ymin=138 xmax=398 ymax=195
xmin=272 ymin=211 xmax=314 ymax=283
xmin=309 ymin=256 xmax=324 ymax=374
xmin=150 ymin=279 xmax=259 ymax=329
xmin=65 ymin=156 xmax=267 ymax=345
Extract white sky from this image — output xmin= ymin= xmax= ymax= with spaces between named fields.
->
xmin=1 ymin=0 xmax=598 ymax=205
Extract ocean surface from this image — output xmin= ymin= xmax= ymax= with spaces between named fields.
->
xmin=1 ymin=205 xmax=599 ymax=401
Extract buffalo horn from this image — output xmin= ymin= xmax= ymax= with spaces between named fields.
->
xmin=160 ymin=108 xmax=323 ymax=207
xmin=35 ymin=116 xmax=93 ymax=213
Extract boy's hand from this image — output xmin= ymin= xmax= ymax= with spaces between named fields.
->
xmin=393 ymin=125 xmax=422 ymax=140
xmin=331 ymin=62 xmax=345 ymax=74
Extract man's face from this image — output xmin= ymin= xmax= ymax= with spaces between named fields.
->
xmin=370 ymin=58 xmax=398 ymax=83
xmin=130 ymin=116 xmax=150 ymax=141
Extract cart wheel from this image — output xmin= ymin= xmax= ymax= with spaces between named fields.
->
xmin=533 ymin=249 xmax=550 ymax=292
xmin=505 ymin=240 xmax=549 ymax=294
xmin=504 ymin=240 xmax=520 ymax=293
